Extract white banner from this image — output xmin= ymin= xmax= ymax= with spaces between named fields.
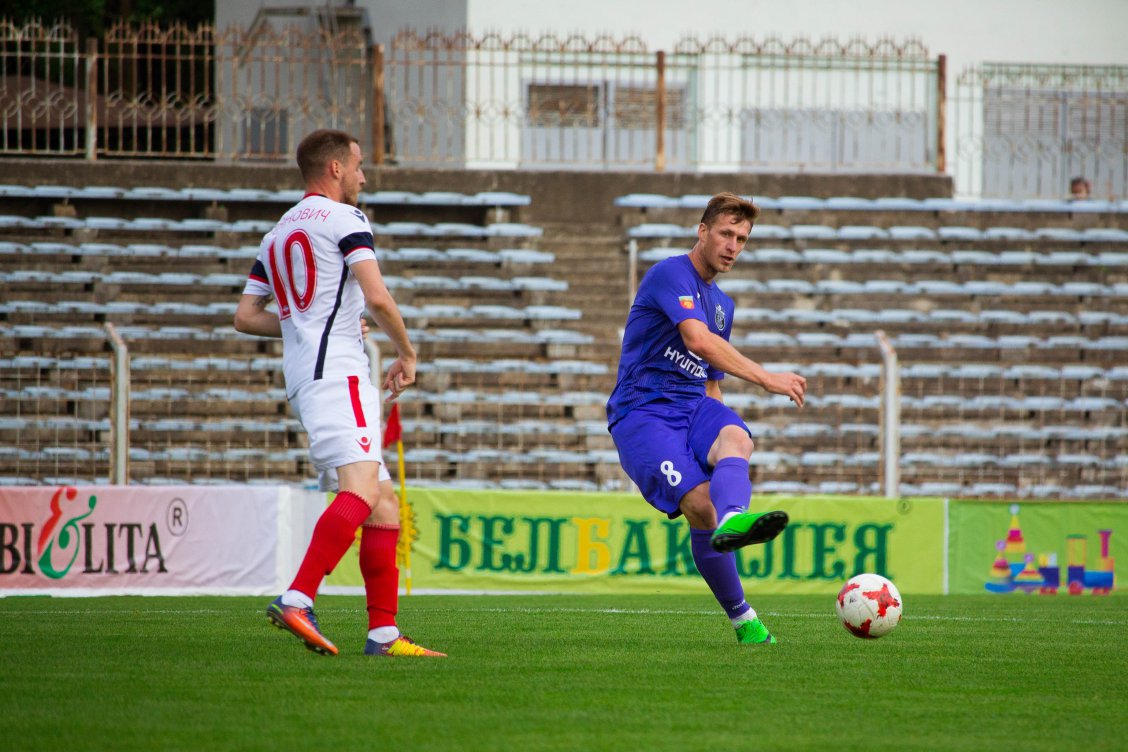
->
xmin=0 ymin=485 xmax=323 ymax=596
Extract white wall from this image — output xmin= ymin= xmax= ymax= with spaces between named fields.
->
xmin=467 ymin=0 xmax=1128 ymax=74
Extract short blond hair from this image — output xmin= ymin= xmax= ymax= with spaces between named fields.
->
xmin=700 ymin=192 xmax=760 ymax=227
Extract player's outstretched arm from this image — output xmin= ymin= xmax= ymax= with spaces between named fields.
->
xmin=234 ymin=293 xmax=282 ymax=338
xmin=352 ymin=259 xmax=417 ymax=399
xmin=678 ymin=318 xmax=806 ymax=407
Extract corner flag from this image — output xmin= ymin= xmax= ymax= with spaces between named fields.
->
xmin=382 ymin=402 xmax=416 ymax=594
xmin=383 ymin=401 xmax=402 ymax=448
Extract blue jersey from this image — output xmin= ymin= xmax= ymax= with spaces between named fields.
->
xmin=606 ymin=254 xmax=735 ymax=426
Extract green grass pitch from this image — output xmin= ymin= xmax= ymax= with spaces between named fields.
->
xmin=1 ymin=593 xmax=1125 ymax=751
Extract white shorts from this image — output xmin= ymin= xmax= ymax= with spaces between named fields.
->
xmin=290 ymin=375 xmax=391 ymax=488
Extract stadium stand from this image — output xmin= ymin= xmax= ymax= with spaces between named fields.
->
xmin=2 ymin=177 xmax=1125 ymax=497
xmin=616 ymin=193 xmax=1127 ymax=497
xmin=0 ymin=183 xmax=590 ymax=487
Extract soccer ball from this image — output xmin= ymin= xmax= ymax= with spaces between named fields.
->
xmin=836 ymin=573 xmax=903 ymax=639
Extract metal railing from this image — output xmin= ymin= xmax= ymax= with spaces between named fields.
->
xmin=0 ymin=18 xmax=373 ymax=161
xmin=6 ymin=18 xmax=1128 ymax=198
xmin=0 ymin=19 xmax=86 ymax=156
xmin=5 ymin=344 xmax=1123 ymax=498
xmin=1 ymin=354 xmax=113 ymax=485
xmin=876 ymin=331 xmax=901 ymax=499
xmin=952 ymin=63 xmax=1128 ymax=198
xmin=2 ymin=19 xmax=941 ymax=175
xmin=104 ymin=323 xmax=129 ymax=484
xmin=387 ymin=30 xmax=943 ymax=172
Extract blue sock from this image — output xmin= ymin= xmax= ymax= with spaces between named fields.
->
xmin=711 ymin=457 xmax=752 ymax=520
xmin=690 ymin=528 xmax=749 ymax=620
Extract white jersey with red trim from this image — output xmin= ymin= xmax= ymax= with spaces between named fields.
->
xmin=242 ymin=193 xmax=378 ymax=397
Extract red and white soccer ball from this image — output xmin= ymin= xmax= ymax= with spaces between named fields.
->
xmin=836 ymin=573 xmax=903 ymax=639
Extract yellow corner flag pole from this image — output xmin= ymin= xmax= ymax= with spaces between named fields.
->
xmin=396 ymin=434 xmax=413 ymax=596
xmin=385 ymin=401 xmax=416 ymax=596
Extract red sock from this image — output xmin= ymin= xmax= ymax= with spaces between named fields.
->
xmin=289 ymin=491 xmax=372 ymax=599
xmin=359 ymin=523 xmax=400 ymax=630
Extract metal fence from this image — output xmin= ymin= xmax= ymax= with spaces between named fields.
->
xmin=387 ymin=30 xmax=943 ymax=172
xmin=0 ymin=18 xmax=374 ymax=161
xmin=98 ymin=22 xmax=216 ymax=159
xmin=7 ymin=350 xmax=1124 ymax=498
xmin=7 ymin=18 xmax=1128 ymax=197
xmin=2 ymin=19 xmax=941 ymax=175
xmin=0 ymin=19 xmax=86 ymax=156
xmin=2 ymin=354 xmax=113 ymax=484
xmin=952 ymin=63 xmax=1128 ymax=199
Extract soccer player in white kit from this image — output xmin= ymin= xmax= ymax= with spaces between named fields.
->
xmin=234 ymin=129 xmax=444 ymax=657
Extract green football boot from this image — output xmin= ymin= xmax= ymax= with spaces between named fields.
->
xmin=735 ymin=617 xmax=777 ymax=645
xmin=710 ymin=510 xmax=789 ymax=553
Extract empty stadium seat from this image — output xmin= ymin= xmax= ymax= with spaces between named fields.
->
xmin=498 ymin=248 xmax=553 ymax=264
xmin=889 ymin=226 xmax=935 ymax=240
xmin=791 ymin=224 xmax=837 ymax=240
xmin=938 ymin=226 xmax=983 ymax=241
xmin=614 ymin=193 xmax=680 ymax=209
xmin=776 ymin=196 xmax=824 ymax=210
xmin=825 ymin=196 xmax=875 ymax=210
xmin=628 ymin=223 xmax=693 ymax=239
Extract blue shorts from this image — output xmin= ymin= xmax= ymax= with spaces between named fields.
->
xmin=609 ymin=397 xmax=749 ymax=518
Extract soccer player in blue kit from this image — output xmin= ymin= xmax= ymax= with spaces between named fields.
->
xmin=607 ymin=192 xmax=807 ymax=645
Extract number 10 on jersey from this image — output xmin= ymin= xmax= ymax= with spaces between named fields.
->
xmin=269 ymin=229 xmax=318 ymax=320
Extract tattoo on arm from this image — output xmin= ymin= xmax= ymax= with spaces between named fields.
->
xmin=254 ymin=294 xmax=274 ymax=310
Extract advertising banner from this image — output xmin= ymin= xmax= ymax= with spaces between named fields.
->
xmin=0 ymin=485 xmax=287 ymax=595
xmin=949 ymin=500 xmax=1122 ymax=596
xmin=326 ymin=489 xmax=947 ymax=594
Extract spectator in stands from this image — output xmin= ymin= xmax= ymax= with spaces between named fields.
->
xmin=1070 ymin=175 xmax=1092 ymax=200
xmin=234 ymin=128 xmax=444 ymax=658
xmin=606 ymin=192 xmax=807 ymax=645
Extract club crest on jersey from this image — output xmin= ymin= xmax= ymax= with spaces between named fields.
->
xmin=678 ymin=295 xmax=695 ymax=310
xmin=714 ymin=304 xmax=726 ymax=330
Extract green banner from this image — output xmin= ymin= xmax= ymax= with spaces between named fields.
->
xmin=949 ymin=500 xmax=1123 ymax=596
xmin=327 ymin=490 xmax=946 ymax=594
